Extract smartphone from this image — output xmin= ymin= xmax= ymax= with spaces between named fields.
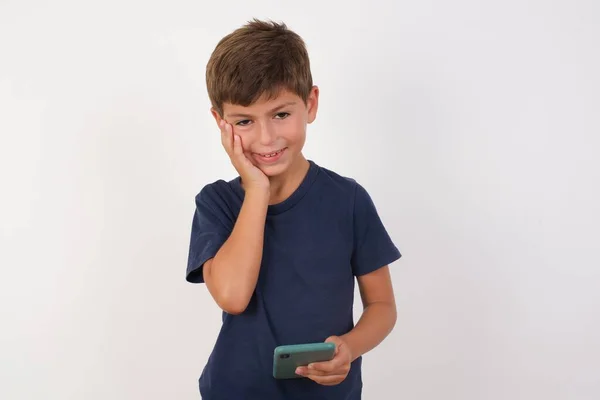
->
xmin=272 ymin=342 xmax=336 ymax=379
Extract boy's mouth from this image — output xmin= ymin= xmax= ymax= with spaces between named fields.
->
xmin=252 ymin=147 xmax=287 ymax=164
xmin=254 ymin=148 xmax=286 ymax=158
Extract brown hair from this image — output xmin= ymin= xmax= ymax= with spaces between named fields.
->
xmin=206 ymin=19 xmax=313 ymax=117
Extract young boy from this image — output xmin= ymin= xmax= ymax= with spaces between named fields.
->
xmin=186 ymin=19 xmax=401 ymax=399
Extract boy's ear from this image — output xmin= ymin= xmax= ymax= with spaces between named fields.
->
xmin=210 ymin=107 xmax=223 ymax=125
xmin=307 ymin=85 xmax=319 ymax=124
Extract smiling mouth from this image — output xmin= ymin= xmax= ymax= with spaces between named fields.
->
xmin=255 ymin=148 xmax=286 ymax=158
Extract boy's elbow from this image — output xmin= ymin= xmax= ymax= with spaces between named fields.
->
xmin=220 ymin=301 xmax=247 ymax=315
xmin=388 ymin=302 xmax=398 ymax=331
xmin=216 ymin=292 xmax=251 ymax=315
xmin=204 ymin=261 xmax=251 ymax=315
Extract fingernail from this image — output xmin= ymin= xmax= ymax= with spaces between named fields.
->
xmin=308 ymin=363 xmax=314 ymax=369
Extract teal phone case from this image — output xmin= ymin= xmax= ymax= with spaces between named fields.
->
xmin=272 ymin=342 xmax=336 ymax=379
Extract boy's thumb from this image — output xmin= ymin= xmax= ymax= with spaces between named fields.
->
xmin=325 ymin=336 xmax=340 ymax=354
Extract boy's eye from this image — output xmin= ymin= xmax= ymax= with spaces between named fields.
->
xmin=235 ymin=113 xmax=288 ymax=126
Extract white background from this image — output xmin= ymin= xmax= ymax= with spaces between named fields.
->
xmin=1 ymin=0 xmax=599 ymax=399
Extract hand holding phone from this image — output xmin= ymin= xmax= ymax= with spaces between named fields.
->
xmin=294 ymin=336 xmax=353 ymax=386
xmin=272 ymin=342 xmax=336 ymax=379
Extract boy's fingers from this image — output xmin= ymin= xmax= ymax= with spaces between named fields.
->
xmin=308 ymin=360 xmax=336 ymax=373
xmin=298 ymin=367 xmax=326 ymax=376
xmin=324 ymin=336 xmax=341 ymax=358
xmin=310 ymin=345 xmax=348 ymax=372
xmin=307 ymin=374 xmax=345 ymax=386
xmin=298 ymin=362 xmax=336 ymax=376
xmin=222 ymin=122 xmax=244 ymax=162
xmin=232 ymin=133 xmax=244 ymax=157
xmin=220 ymin=121 xmax=233 ymax=155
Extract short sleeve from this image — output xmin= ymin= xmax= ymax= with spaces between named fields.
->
xmin=351 ymin=182 xmax=401 ymax=276
xmin=185 ymin=184 xmax=234 ymax=283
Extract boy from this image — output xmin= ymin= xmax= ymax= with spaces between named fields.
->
xmin=186 ymin=19 xmax=401 ymax=399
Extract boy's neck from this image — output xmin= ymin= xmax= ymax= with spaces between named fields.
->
xmin=267 ymin=154 xmax=310 ymax=205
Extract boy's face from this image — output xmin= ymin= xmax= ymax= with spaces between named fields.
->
xmin=212 ymin=86 xmax=319 ymax=178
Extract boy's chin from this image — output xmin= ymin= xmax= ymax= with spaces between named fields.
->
xmin=258 ymin=163 xmax=289 ymax=178
xmin=258 ymin=159 xmax=300 ymax=179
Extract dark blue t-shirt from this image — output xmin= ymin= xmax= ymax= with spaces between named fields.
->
xmin=186 ymin=160 xmax=401 ymax=400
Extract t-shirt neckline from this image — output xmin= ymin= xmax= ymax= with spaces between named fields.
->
xmin=231 ymin=159 xmax=320 ymax=215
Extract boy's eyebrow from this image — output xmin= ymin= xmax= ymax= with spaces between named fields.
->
xmin=226 ymin=101 xmax=297 ymax=119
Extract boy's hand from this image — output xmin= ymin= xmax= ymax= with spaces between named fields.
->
xmin=295 ymin=336 xmax=352 ymax=386
xmin=220 ymin=120 xmax=270 ymax=191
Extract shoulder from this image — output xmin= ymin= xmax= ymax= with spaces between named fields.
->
xmin=194 ymin=177 xmax=241 ymax=214
xmin=195 ymin=179 xmax=231 ymax=202
xmin=314 ymin=162 xmax=358 ymax=191
xmin=313 ymin=162 xmax=369 ymax=203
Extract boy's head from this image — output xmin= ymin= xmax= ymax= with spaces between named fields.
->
xmin=206 ymin=19 xmax=319 ymax=178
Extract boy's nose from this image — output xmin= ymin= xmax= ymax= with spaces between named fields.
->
xmin=257 ymin=122 xmax=276 ymax=146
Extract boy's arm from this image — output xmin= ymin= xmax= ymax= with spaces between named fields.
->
xmin=203 ymin=187 xmax=269 ymax=315
xmin=201 ymin=118 xmax=270 ymax=315
xmin=341 ymin=265 xmax=397 ymax=361
xmin=297 ymin=183 xmax=400 ymax=385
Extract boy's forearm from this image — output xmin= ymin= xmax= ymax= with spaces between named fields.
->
xmin=208 ymin=188 xmax=269 ymax=313
xmin=341 ymin=302 xmax=397 ymax=362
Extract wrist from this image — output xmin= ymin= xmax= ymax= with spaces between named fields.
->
xmin=340 ymin=333 xmax=359 ymax=362
xmin=245 ymin=186 xmax=270 ymax=202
